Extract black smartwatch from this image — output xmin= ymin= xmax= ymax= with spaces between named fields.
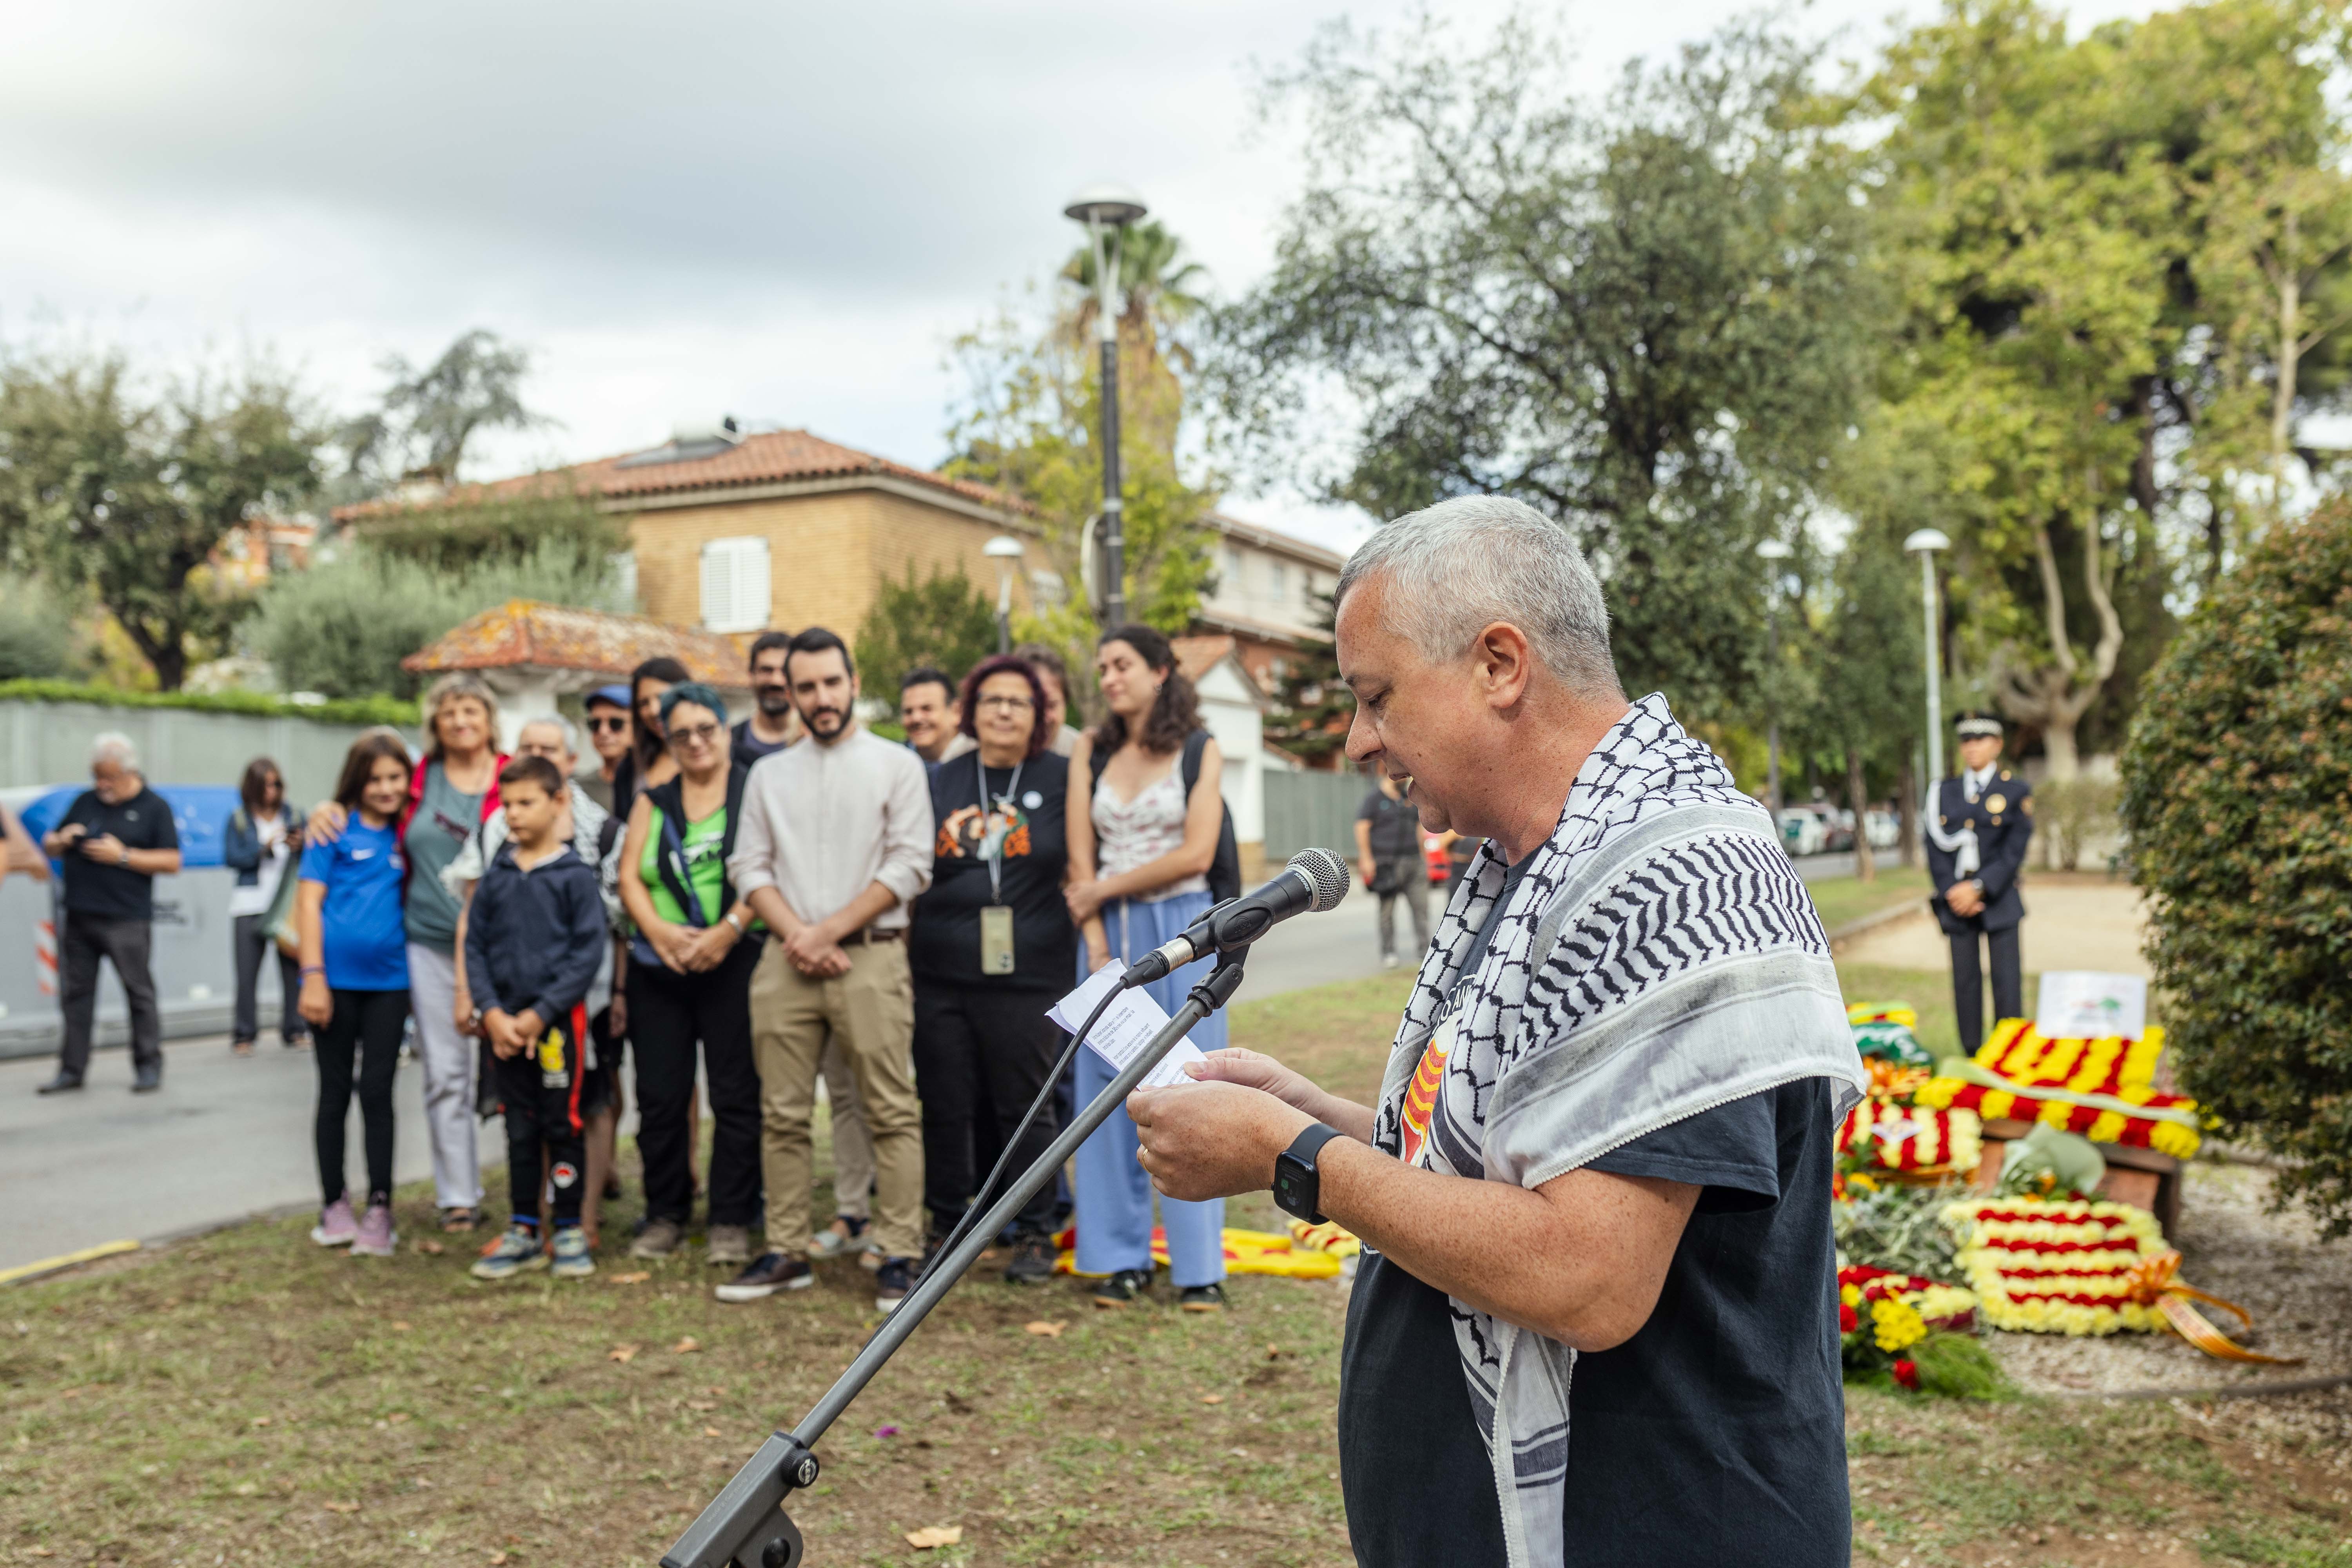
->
xmin=1273 ymin=1124 xmax=1346 ymax=1225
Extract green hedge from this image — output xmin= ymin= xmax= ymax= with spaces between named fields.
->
xmin=2118 ymin=507 xmax=2352 ymax=1234
xmin=0 ymin=679 xmax=417 ymax=729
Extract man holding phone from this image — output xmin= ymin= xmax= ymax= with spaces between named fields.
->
xmin=38 ymin=732 xmax=183 ymax=1094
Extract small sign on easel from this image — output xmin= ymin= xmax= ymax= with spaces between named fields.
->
xmin=2033 ymin=971 xmax=2148 ymax=1040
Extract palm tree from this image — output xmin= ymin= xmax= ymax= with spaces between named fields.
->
xmin=1060 ymin=221 xmax=1210 ymax=356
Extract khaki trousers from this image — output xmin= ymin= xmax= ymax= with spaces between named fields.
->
xmin=750 ymin=938 xmax=925 ymax=1259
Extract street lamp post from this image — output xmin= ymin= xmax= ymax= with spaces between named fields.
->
xmin=1903 ymin=529 xmax=1952 ymax=784
xmin=1755 ymin=538 xmax=1793 ymax=815
xmin=983 ymin=535 xmax=1025 ymax=655
xmin=1063 ymin=182 xmax=1149 ymax=629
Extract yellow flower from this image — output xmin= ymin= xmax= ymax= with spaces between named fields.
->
xmin=1980 ymin=1090 xmax=2016 ymax=1120
xmin=1840 ymin=1283 xmax=1864 ymax=1308
xmin=2150 ymin=1122 xmax=2202 ymax=1160
xmin=1872 ymin=1295 xmax=1927 ymax=1353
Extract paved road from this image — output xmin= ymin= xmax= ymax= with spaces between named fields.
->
xmin=2 ymin=853 xmax=1865 ymax=1276
xmin=0 ymin=903 xmax=1394 ymax=1277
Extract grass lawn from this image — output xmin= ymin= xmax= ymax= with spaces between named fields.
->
xmin=6 ymin=966 xmax=2345 ymax=1567
xmin=1807 ymin=864 xmax=1933 ymax=937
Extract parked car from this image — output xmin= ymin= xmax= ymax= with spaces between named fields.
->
xmin=1822 ymin=808 xmax=1856 ymax=854
xmin=1777 ymin=808 xmax=1828 ymax=858
xmin=1864 ymin=809 xmax=1901 ymax=851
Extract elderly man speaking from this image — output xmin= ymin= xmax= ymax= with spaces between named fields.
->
xmin=1130 ymin=497 xmax=1864 ymax=1567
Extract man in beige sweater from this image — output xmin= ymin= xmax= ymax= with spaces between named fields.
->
xmin=721 ymin=628 xmax=936 ymax=1314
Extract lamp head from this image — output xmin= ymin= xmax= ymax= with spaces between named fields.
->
xmin=1754 ymin=539 xmax=1793 ymax=561
xmin=1903 ymin=528 xmax=1952 ymax=554
xmin=983 ymin=535 xmax=1027 ymax=561
xmin=1063 ymin=182 xmax=1148 ymax=227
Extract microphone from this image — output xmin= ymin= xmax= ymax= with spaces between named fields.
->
xmin=1120 ymin=848 xmax=1352 ymax=987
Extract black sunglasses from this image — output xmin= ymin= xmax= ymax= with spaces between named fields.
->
xmin=586 ymin=715 xmax=630 ymax=734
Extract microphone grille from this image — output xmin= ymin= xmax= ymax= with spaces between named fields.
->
xmin=1287 ymin=848 xmax=1352 ymax=911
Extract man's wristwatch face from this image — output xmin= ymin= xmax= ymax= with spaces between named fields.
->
xmin=1273 ymin=1151 xmax=1325 ymax=1225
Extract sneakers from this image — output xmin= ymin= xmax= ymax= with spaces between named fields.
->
xmin=705 ymin=1224 xmax=753 ymax=1267
xmin=472 ymin=1225 xmax=550 ymax=1281
xmin=807 ymin=1215 xmax=868 ymax=1259
xmin=874 ymin=1256 xmax=917 ymax=1315
xmin=1180 ymin=1283 xmax=1228 ymax=1313
xmin=1003 ymin=1232 xmax=1056 ymax=1285
xmin=550 ymin=1227 xmax=595 ymax=1279
xmin=310 ymin=1197 xmax=358 ymax=1248
xmin=1093 ymin=1268 xmax=1153 ymax=1308
xmin=34 ymin=1072 xmax=83 ymax=1095
xmin=629 ymin=1218 xmax=685 ymax=1260
xmin=715 ymin=1252 xmax=813 ymax=1303
xmin=350 ymin=1201 xmax=397 ymax=1258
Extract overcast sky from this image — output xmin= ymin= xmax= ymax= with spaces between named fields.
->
xmin=0 ymin=0 xmax=2153 ymax=554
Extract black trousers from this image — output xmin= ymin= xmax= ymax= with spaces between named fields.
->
xmin=58 ymin=913 xmax=161 ymax=1077
xmin=231 ymin=914 xmax=305 ymax=1044
xmin=1949 ymin=923 xmax=2024 ymax=1052
xmin=911 ymin=980 xmax=1062 ymax=1237
xmin=316 ymin=987 xmax=408 ymax=1206
xmin=494 ymin=1011 xmax=587 ymax=1228
xmin=628 ymin=940 xmax=762 ymax=1228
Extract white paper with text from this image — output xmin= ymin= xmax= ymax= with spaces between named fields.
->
xmin=1048 ymin=968 xmax=1207 ymax=1090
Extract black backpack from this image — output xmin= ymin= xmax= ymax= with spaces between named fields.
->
xmin=1180 ymin=729 xmax=1244 ymax=905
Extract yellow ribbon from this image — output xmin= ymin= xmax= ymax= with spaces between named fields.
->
xmin=2123 ymin=1250 xmax=2302 ymax=1365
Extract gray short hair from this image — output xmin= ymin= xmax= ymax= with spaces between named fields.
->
xmin=90 ymin=731 xmax=139 ymax=771
xmin=518 ymin=713 xmax=579 ymax=758
xmin=1335 ymin=495 xmax=1619 ymax=690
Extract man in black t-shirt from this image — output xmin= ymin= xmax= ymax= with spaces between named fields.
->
xmin=731 ymin=630 xmax=799 ymax=769
xmin=39 ymin=733 xmax=183 ymax=1094
xmin=1354 ymin=774 xmax=1428 ymax=969
xmin=1125 ymin=498 xmax=1859 ymax=1568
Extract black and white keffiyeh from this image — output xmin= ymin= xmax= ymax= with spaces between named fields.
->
xmin=1371 ymin=693 xmax=1864 ymax=1568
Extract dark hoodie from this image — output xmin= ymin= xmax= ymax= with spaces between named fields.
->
xmin=461 ymin=838 xmax=606 ymax=1027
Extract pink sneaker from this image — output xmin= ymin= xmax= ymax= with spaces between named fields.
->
xmin=350 ymin=1201 xmax=397 ymax=1258
xmin=310 ymin=1197 xmax=358 ymax=1248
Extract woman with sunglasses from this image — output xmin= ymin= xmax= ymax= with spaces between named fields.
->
xmin=615 ymin=683 xmax=762 ymax=1266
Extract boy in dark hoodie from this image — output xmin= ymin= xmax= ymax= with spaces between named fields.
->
xmin=464 ymin=754 xmax=609 ymax=1281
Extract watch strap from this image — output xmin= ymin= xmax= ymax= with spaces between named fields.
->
xmin=1284 ymin=1123 xmax=1345 ymax=1171
xmin=1274 ymin=1123 xmax=1347 ymax=1224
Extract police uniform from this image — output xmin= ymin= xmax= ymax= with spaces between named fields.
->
xmin=1925 ymin=715 xmax=2033 ymax=1051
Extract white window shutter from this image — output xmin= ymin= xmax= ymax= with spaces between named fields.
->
xmin=700 ymin=536 xmax=771 ymax=632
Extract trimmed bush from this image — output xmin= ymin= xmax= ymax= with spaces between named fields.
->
xmin=0 ymin=679 xmax=414 ymax=727
xmin=2119 ymin=508 xmax=2352 ymax=1234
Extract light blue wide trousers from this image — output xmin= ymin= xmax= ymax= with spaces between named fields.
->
xmin=1072 ymin=890 xmax=1228 ymax=1287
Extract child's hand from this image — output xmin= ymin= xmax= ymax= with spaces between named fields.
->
xmin=483 ymin=1009 xmax=519 ymax=1057
xmin=512 ymin=1008 xmax=545 ymax=1048
xmin=298 ymin=973 xmax=332 ymax=1029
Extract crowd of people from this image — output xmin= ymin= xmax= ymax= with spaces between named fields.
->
xmin=155 ymin=623 xmax=1240 ymax=1314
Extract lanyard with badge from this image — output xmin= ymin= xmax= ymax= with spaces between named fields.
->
xmin=976 ymin=753 xmax=1023 ymax=975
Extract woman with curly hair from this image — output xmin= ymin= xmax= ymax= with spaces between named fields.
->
xmin=1065 ymin=624 xmax=1230 ymax=1311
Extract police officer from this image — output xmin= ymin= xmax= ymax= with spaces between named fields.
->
xmin=1925 ymin=712 xmax=2033 ymax=1050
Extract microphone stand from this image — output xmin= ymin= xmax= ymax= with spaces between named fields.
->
xmin=660 ymin=949 xmax=1252 ymax=1568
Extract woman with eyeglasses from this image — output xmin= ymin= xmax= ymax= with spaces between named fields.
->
xmin=906 ymin=655 xmax=1076 ymax=1284
xmin=615 ymin=683 xmax=763 ymax=1266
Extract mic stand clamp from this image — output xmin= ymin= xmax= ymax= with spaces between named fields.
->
xmin=662 ymin=951 xmax=1250 ymax=1568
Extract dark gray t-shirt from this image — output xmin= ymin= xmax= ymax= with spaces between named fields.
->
xmin=401 ymin=763 xmax=481 ymax=952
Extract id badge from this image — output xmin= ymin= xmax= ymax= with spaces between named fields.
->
xmin=980 ymin=904 xmax=1016 ymax=975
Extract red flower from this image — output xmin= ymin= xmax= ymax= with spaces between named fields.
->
xmin=1839 ymin=1303 xmax=1859 ymax=1334
xmin=1892 ymin=1358 xmax=1919 ymax=1391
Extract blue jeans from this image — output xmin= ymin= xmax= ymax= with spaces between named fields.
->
xmin=1072 ymin=892 xmax=1227 ymax=1286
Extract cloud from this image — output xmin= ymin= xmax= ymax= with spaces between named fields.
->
xmin=0 ymin=0 xmax=2162 ymax=554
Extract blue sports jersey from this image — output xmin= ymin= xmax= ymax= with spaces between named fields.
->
xmin=298 ymin=820 xmax=410 ymax=991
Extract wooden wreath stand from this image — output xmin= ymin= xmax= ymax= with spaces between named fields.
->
xmin=1965 ymin=1116 xmax=2184 ymax=1238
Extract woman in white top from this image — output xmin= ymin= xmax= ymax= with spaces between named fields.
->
xmin=1066 ymin=622 xmax=1230 ymax=1310
xmin=223 ymin=758 xmax=305 ymax=1056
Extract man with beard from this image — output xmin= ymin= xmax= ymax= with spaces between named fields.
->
xmin=724 ymin=628 xmax=934 ymax=1313
xmin=732 ymin=632 xmax=800 ymax=767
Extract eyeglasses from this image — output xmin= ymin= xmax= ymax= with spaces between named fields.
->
xmin=667 ymin=722 xmax=723 ymax=748
xmin=975 ymin=695 xmax=1035 ymax=713
xmin=587 ymin=716 xmax=629 ymax=734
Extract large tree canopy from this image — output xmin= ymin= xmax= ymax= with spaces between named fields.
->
xmin=0 ymin=349 xmax=316 ymax=691
xmin=1214 ymin=18 xmax=1880 ymax=719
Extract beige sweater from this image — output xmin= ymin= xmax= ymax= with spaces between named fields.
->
xmin=727 ymin=728 xmax=934 ymax=931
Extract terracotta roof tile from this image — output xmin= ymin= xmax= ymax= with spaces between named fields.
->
xmin=338 ymin=428 xmax=1020 ymax=523
xmin=401 ymin=600 xmax=750 ymax=684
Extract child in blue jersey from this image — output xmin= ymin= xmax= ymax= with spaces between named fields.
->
xmin=296 ymin=728 xmax=416 ymax=1258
